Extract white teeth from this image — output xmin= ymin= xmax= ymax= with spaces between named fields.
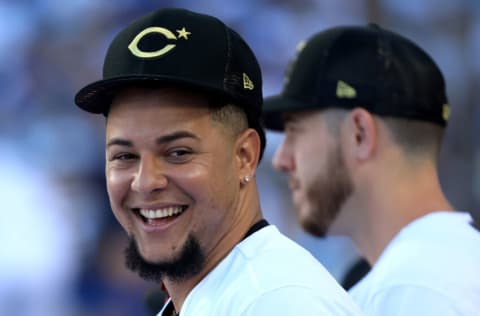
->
xmin=139 ymin=207 xmax=184 ymax=219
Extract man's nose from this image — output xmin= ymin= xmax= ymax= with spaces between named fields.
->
xmin=131 ymin=155 xmax=168 ymax=194
xmin=272 ymin=142 xmax=293 ymax=173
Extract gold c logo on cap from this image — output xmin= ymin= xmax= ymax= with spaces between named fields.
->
xmin=243 ymin=73 xmax=254 ymax=90
xmin=336 ymin=80 xmax=357 ymax=99
xmin=128 ymin=26 xmax=191 ymax=58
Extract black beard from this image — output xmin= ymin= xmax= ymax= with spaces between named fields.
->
xmin=125 ymin=235 xmax=205 ymax=283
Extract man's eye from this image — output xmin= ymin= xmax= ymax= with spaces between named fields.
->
xmin=169 ymin=149 xmax=191 ymax=157
xmin=285 ymin=123 xmax=296 ymax=133
xmin=111 ymin=153 xmax=137 ymax=161
xmin=166 ymin=148 xmax=193 ymax=162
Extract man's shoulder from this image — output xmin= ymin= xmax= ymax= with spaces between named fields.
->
xmin=350 ymin=211 xmax=480 ymax=313
xmin=182 ymin=225 xmax=356 ymax=314
xmin=236 ymin=225 xmax=316 ymax=261
xmin=374 ymin=211 xmax=479 ymax=273
xmin=234 ymin=225 xmax=335 ymax=283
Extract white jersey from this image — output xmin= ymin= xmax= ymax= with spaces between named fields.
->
xmin=158 ymin=225 xmax=363 ymax=315
xmin=350 ymin=211 xmax=480 ymax=315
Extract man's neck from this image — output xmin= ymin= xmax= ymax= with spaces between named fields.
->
xmin=350 ymin=167 xmax=453 ymax=265
xmin=163 ymin=211 xmax=264 ymax=312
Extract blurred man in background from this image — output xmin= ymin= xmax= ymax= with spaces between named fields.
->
xmin=264 ymin=24 xmax=480 ymax=315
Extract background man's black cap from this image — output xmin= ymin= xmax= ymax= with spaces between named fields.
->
xmin=74 ymin=8 xmax=265 ymax=158
xmin=263 ymin=24 xmax=450 ymax=131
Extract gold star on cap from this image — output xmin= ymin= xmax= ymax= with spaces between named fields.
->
xmin=176 ymin=27 xmax=191 ymax=40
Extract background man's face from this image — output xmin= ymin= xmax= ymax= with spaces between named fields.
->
xmin=273 ymin=110 xmax=353 ymax=237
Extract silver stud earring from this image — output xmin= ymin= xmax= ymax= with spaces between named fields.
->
xmin=244 ymin=175 xmax=251 ymax=183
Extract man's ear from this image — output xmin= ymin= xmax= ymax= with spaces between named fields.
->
xmin=235 ymin=128 xmax=260 ymax=180
xmin=348 ymin=108 xmax=377 ymax=161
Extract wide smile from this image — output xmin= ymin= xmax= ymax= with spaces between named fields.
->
xmin=133 ymin=205 xmax=188 ymax=226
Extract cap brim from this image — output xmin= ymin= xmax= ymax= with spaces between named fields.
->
xmin=74 ymin=75 xmax=240 ymax=115
xmin=75 ymin=77 xmax=133 ymax=114
xmin=262 ymin=94 xmax=317 ymax=131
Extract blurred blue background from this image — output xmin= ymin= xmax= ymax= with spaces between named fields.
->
xmin=1 ymin=0 xmax=479 ymax=315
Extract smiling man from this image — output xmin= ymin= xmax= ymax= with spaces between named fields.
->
xmin=74 ymin=8 xmax=363 ymax=316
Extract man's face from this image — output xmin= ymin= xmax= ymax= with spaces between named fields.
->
xmin=105 ymin=87 xmax=241 ymax=279
xmin=272 ymin=110 xmax=353 ymax=237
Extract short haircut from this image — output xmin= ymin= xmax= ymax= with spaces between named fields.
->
xmin=381 ymin=116 xmax=445 ymax=158
xmin=323 ymin=108 xmax=349 ymax=136
xmin=207 ymin=102 xmax=249 ymax=137
xmin=322 ymin=108 xmax=444 ymax=159
xmin=208 ymin=100 xmax=266 ymax=163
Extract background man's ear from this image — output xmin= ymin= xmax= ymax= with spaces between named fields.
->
xmin=349 ymin=108 xmax=377 ymax=161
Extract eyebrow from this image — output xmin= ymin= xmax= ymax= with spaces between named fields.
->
xmin=106 ymin=138 xmax=132 ymax=148
xmin=283 ymin=111 xmax=310 ymax=124
xmin=156 ymin=131 xmax=200 ymax=144
xmin=282 ymin=113 xmax=296 ymax=125
xmin=106 ymin=131 xmax=200 ymax=148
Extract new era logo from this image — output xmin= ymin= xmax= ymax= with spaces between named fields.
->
xmin=336 ymin=80 xmax=357 ymax=99
xmin=243 ymin=73 xmax=254 ymax=90
xmin=442 ymin=104 xmax=450 ymax=122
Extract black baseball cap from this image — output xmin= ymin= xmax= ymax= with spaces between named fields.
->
xmin=74 ymin=8 xmax=265 ymax=159
xmin=263 ymin=24 xmax=450 ymax=131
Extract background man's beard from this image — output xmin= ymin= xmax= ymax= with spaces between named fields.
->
xmin=303 ymin=145 xmax=353 ymax=237
xmin=125 ymin=234 xmax=205 ymax=283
